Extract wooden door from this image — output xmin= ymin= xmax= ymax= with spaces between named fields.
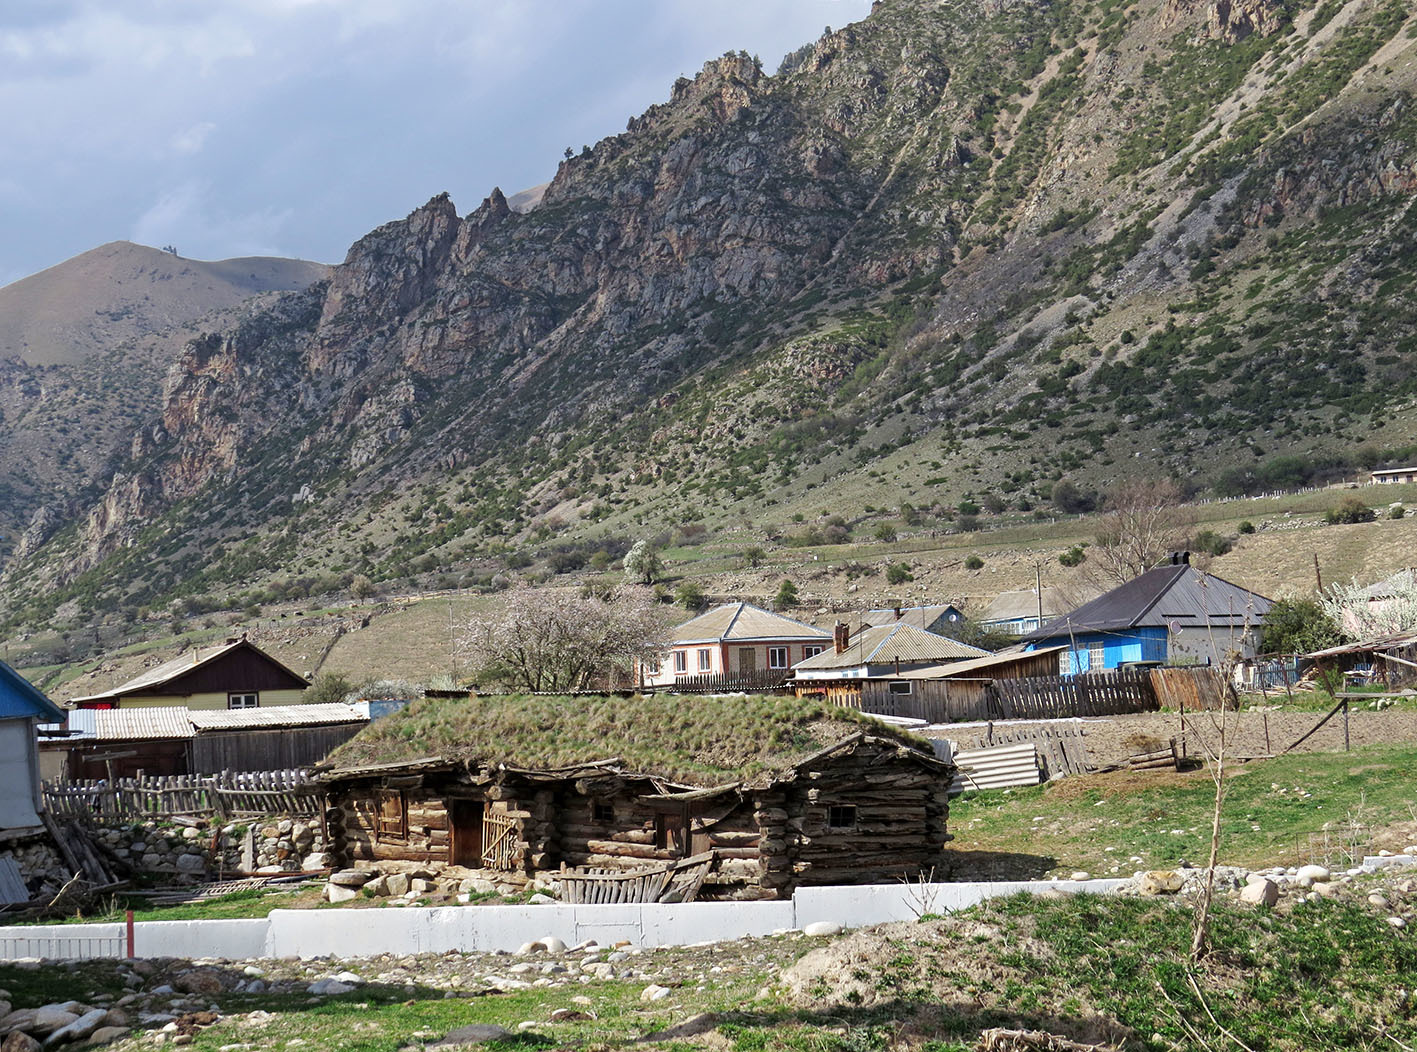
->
xmin=481 ymin=806 xmax=518 ymax=870
xmin=738 ymin=648 xmax=756 ymax=672
xmin=450 ymin=800 xmax=483 ymax=867
xmin=656 ymin=808 xmax=687 ymax=856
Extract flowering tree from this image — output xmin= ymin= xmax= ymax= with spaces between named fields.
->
xmin=461 ymin=586 xmax=670 ymax=693
xmin=623 ymin=540 xmax=663 ymax=585
xmin=1319 ymin=574 xmax=1417 ymax=641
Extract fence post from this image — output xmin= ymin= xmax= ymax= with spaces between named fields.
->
xmin=126 ymin=910 xmax=135 ymax=959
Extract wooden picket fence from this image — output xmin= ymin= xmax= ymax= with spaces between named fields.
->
xmin=43 ymin=769 xmax=321 ymax=821
xmin=657 ymin=669 xmax=791 ymax=695
xmin=855 ymin=668 xmax=1159 ymax=724
xmin=991 ymin=669 xmax=1160 ymax=719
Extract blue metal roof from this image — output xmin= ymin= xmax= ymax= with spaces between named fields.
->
xmin=0 ymin=660 xmax=65 ymax=723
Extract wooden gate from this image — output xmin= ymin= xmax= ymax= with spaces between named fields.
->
xmin=481 ymin=809 xmax=517 ymax=870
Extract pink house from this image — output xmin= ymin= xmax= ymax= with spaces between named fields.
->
xmin=640 ymin=603 xmax=831 ymax=688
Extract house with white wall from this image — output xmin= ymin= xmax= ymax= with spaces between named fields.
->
xmin=639 ymin=603 xmax=831 ymax=688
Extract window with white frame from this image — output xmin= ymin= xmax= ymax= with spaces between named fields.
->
xmin=673 ymin=651 xmax=687 ymax=674
xmin=803 ymin=645 xmax=824 ymax=659
xmin=227 ymin=692 xmax=258 ymax=709
xmin=697 ymin=648 xmax=712 ymax=672
xmin=1087 ymin=640 xmax=1105 ymax=671
xmin=768 ymin=646 xmax=789 ymax=669
xmin=888 ymin=681 xmax=913 ymax=695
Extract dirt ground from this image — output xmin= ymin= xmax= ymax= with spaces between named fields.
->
xmin=932 ymin=708 xmax=1417 ymax=769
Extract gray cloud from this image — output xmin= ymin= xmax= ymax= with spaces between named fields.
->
xmin=1 ymin=0 xmax=871 ymax=283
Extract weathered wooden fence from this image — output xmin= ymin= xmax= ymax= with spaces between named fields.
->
xmin=1148 ymin=666 xmax=1234 ymax=711
xmin=855 ymin=668 xmax=1159 ymax=724
xmin=658 ymin=669 xmax=790 ymax=695
xmin=43 ymin=769 xmax=320 ymax=821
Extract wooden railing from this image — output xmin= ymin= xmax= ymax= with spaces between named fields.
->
xmin=43 ymin=769 xmax=320 ymax=821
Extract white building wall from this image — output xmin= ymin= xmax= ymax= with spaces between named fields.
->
xmin=0 ymin=719 xmax=42 ymax=831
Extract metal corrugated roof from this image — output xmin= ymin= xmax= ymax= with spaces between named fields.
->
xmin=896 ymin=645 xmax=1069 ymax=679
xmin=859 ymin=605 xmax=962 ymax=631
xmin=1022 ymin=564 xmax=1272 ymax=641
xmin=794 ymin=623 xmax=988 ymax=671
xmin=670 ymin=603 xmax=831 ymax=644
xmin=980 ymin=588 xmax=1079 ymax=624
xmin=188 ymin=704 xmax=366 ymax=731
xmin=0 ymin=660 xmax=65 ymax=723
xmin=1305 ymin=628 xmax=1417 ymax=659
xmin=93 ymin=707 xmax=196 ymax=741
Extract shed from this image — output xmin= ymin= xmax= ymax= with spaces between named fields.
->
xmin=316 ymin=694 xmax=954 ymax=899
xmin=42 ymin=704 xmax=367 ymax=779
xmin=70 ymin=639 xmax=309 ymax=711
xmin=0 ymin=661 xmax=65 ymax=834
xmin=859 ymin=604 xmax=966 ymax=635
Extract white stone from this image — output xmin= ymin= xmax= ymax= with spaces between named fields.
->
xmin=1369 ymin=894 xmax=1390 ymax=909
xmin=1405 ymin=846 xmax=1417 ymax=856
xmin=333 ymin=972 xmax=362 ymax=986
xmin=307 ymin=979 xmax=354 ymax=996
xmin=323 ymin=883 xmax=359 ymax=904
xmin=517 ymin=941 xmax=547 ymax=956
xmin=1389 ymin=916 xmax=1408 ymax=929
xmin=803 ymin=921 xmax=844 ymax=937
xmin=181 ymin=827 xmax=201 ymax=840
xmin=1239 ymin=879 xmax=1279 ymax=907
xmin=1295 ymin=864 xmax=1330 ymax=887
xmin=301 ymin=853 xmax=330 ymax=871
xmin=539 ymin=936 xmax=566 ymax=954
xmin=1069 ymin=871 xmax=1091 ymax=882
xmin=640 ymin=985 xmax=672 ymax=1003
xmin=31 ymin=1006 xmax=80 ymax=1034
xmin=528 ymin=893 xmax=555 ymax=904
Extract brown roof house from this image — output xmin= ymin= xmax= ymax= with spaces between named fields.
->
xmin=315 ymin=693 xmax=955 ymax=900
xmin=640 ymin=603 xmax=831 ymax=688
xmin=791 ymin=622 xmax=990 ymax=705
xmin=72 ymin=639 xmax=309 ymax=711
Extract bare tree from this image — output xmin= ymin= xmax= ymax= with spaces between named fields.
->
xmin=1091 ymin=480 xmax=1194 ymax=585
xmin=461 ymin=586 xmax=670 ymax=693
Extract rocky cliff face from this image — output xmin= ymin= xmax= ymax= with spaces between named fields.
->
xmin=6 ymin=0 xmax=1417 ymax=625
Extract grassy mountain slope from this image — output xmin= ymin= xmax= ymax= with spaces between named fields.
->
xmin=4 ymin=0 xmax=1417 ymax=633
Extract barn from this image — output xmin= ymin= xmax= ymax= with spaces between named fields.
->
xmin=315 ymin=694 xmax=955 ymax=899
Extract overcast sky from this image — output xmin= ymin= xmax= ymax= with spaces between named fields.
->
xmin=0 ymin=0 xmax=873 ymax=286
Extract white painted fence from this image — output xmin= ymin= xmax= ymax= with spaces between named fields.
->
xmin=0 ymin=878 xmax=1126 ymax=961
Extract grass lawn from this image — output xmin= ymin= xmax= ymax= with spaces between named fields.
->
xmin=949 ymin=741 xmax=1417 ymax=876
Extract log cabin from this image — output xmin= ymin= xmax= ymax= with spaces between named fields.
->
xmin=314 ymin=694 xmax=955 ymax=899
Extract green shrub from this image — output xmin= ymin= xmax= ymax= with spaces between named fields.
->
xmin=1390 ymin=505 xmax=1405 ymax=520
xmin=773 ymin=579 xmax=798 ymax=611
xmin=1059 ymin=545 xmax=1086 ymax=567
xmin=1260 ymin=597 xmax=1341 ymax=655
xmin=964 ymin=555 xmax=985 ymax=570
xmin=886 ymin=563 xmax=914 ymax=585
xmin=874 ymin=524 xmax=898 ymax=543
xmin=1324 ymin=495 xmax=1376 ymax=524
xmin=1191 ymin=529 xmax=1233 ymax=557
xmin=675 ymin=582 xmax=707 ymax=611
xmin=1237 ymin=520 xmax=1256 ymax=534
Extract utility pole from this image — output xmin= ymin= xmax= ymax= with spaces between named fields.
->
xmin=1313 ymin=553 xmax=1323 ymax=594
xmin=1034 ymin=561 xmax=1044 ymax=630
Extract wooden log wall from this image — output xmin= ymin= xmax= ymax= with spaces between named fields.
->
xmin=754 ymin=741 xmax=951 ymax=893
xmin=340 ymin=787 xmax=451 ymax=863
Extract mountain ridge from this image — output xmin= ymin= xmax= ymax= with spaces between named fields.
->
xmin=4 ymin=0 xmax=1417 ymax=632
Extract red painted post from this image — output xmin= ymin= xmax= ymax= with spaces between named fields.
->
xmin=126 ymin=909 xmax=135 ymax=959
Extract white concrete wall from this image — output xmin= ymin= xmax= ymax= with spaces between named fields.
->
xmin=1 ymin=879 xmax=1127 ymax=961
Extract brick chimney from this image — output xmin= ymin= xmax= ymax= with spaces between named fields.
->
xmin=892 ymin=605 xmax=902 ymax=621
xmin=833 ymin=622 xmax=850 ymax=654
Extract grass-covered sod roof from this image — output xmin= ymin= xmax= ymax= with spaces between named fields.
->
xmin=324 ymin=693 xmax=929 ymax=786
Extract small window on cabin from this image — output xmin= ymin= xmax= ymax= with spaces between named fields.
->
xmin=697 ymin=648 xmax=712 ymax=672
xmin=592 ymin=800 xmax=615 ymax=824
xmin=768 ymin=646 xmax=789 ymax=670
xmin=827 ymin=805 xmax=857 ymax=830
xmin=227 ymin=692 xmax=259 ymax=709
xmin=1087 ymin=641 xmax=1105 ymax=670
xmin=375 ymin=789 xmax=407 ymax=839
xmin=888 ymin=681 xmax=913 ymax=695
xmin=673 ymin=651 xmax=688 ymax=674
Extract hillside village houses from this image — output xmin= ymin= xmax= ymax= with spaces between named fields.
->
xmin=792 ymin=621 xmax=989 ymax=703
xmin=638 ymin=602 xmax=831 ymax=688
xmin=1021 ymin=553 xmax=1274 ymax=672
xmin=70 ymin=638 xmax=310 ymax=711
